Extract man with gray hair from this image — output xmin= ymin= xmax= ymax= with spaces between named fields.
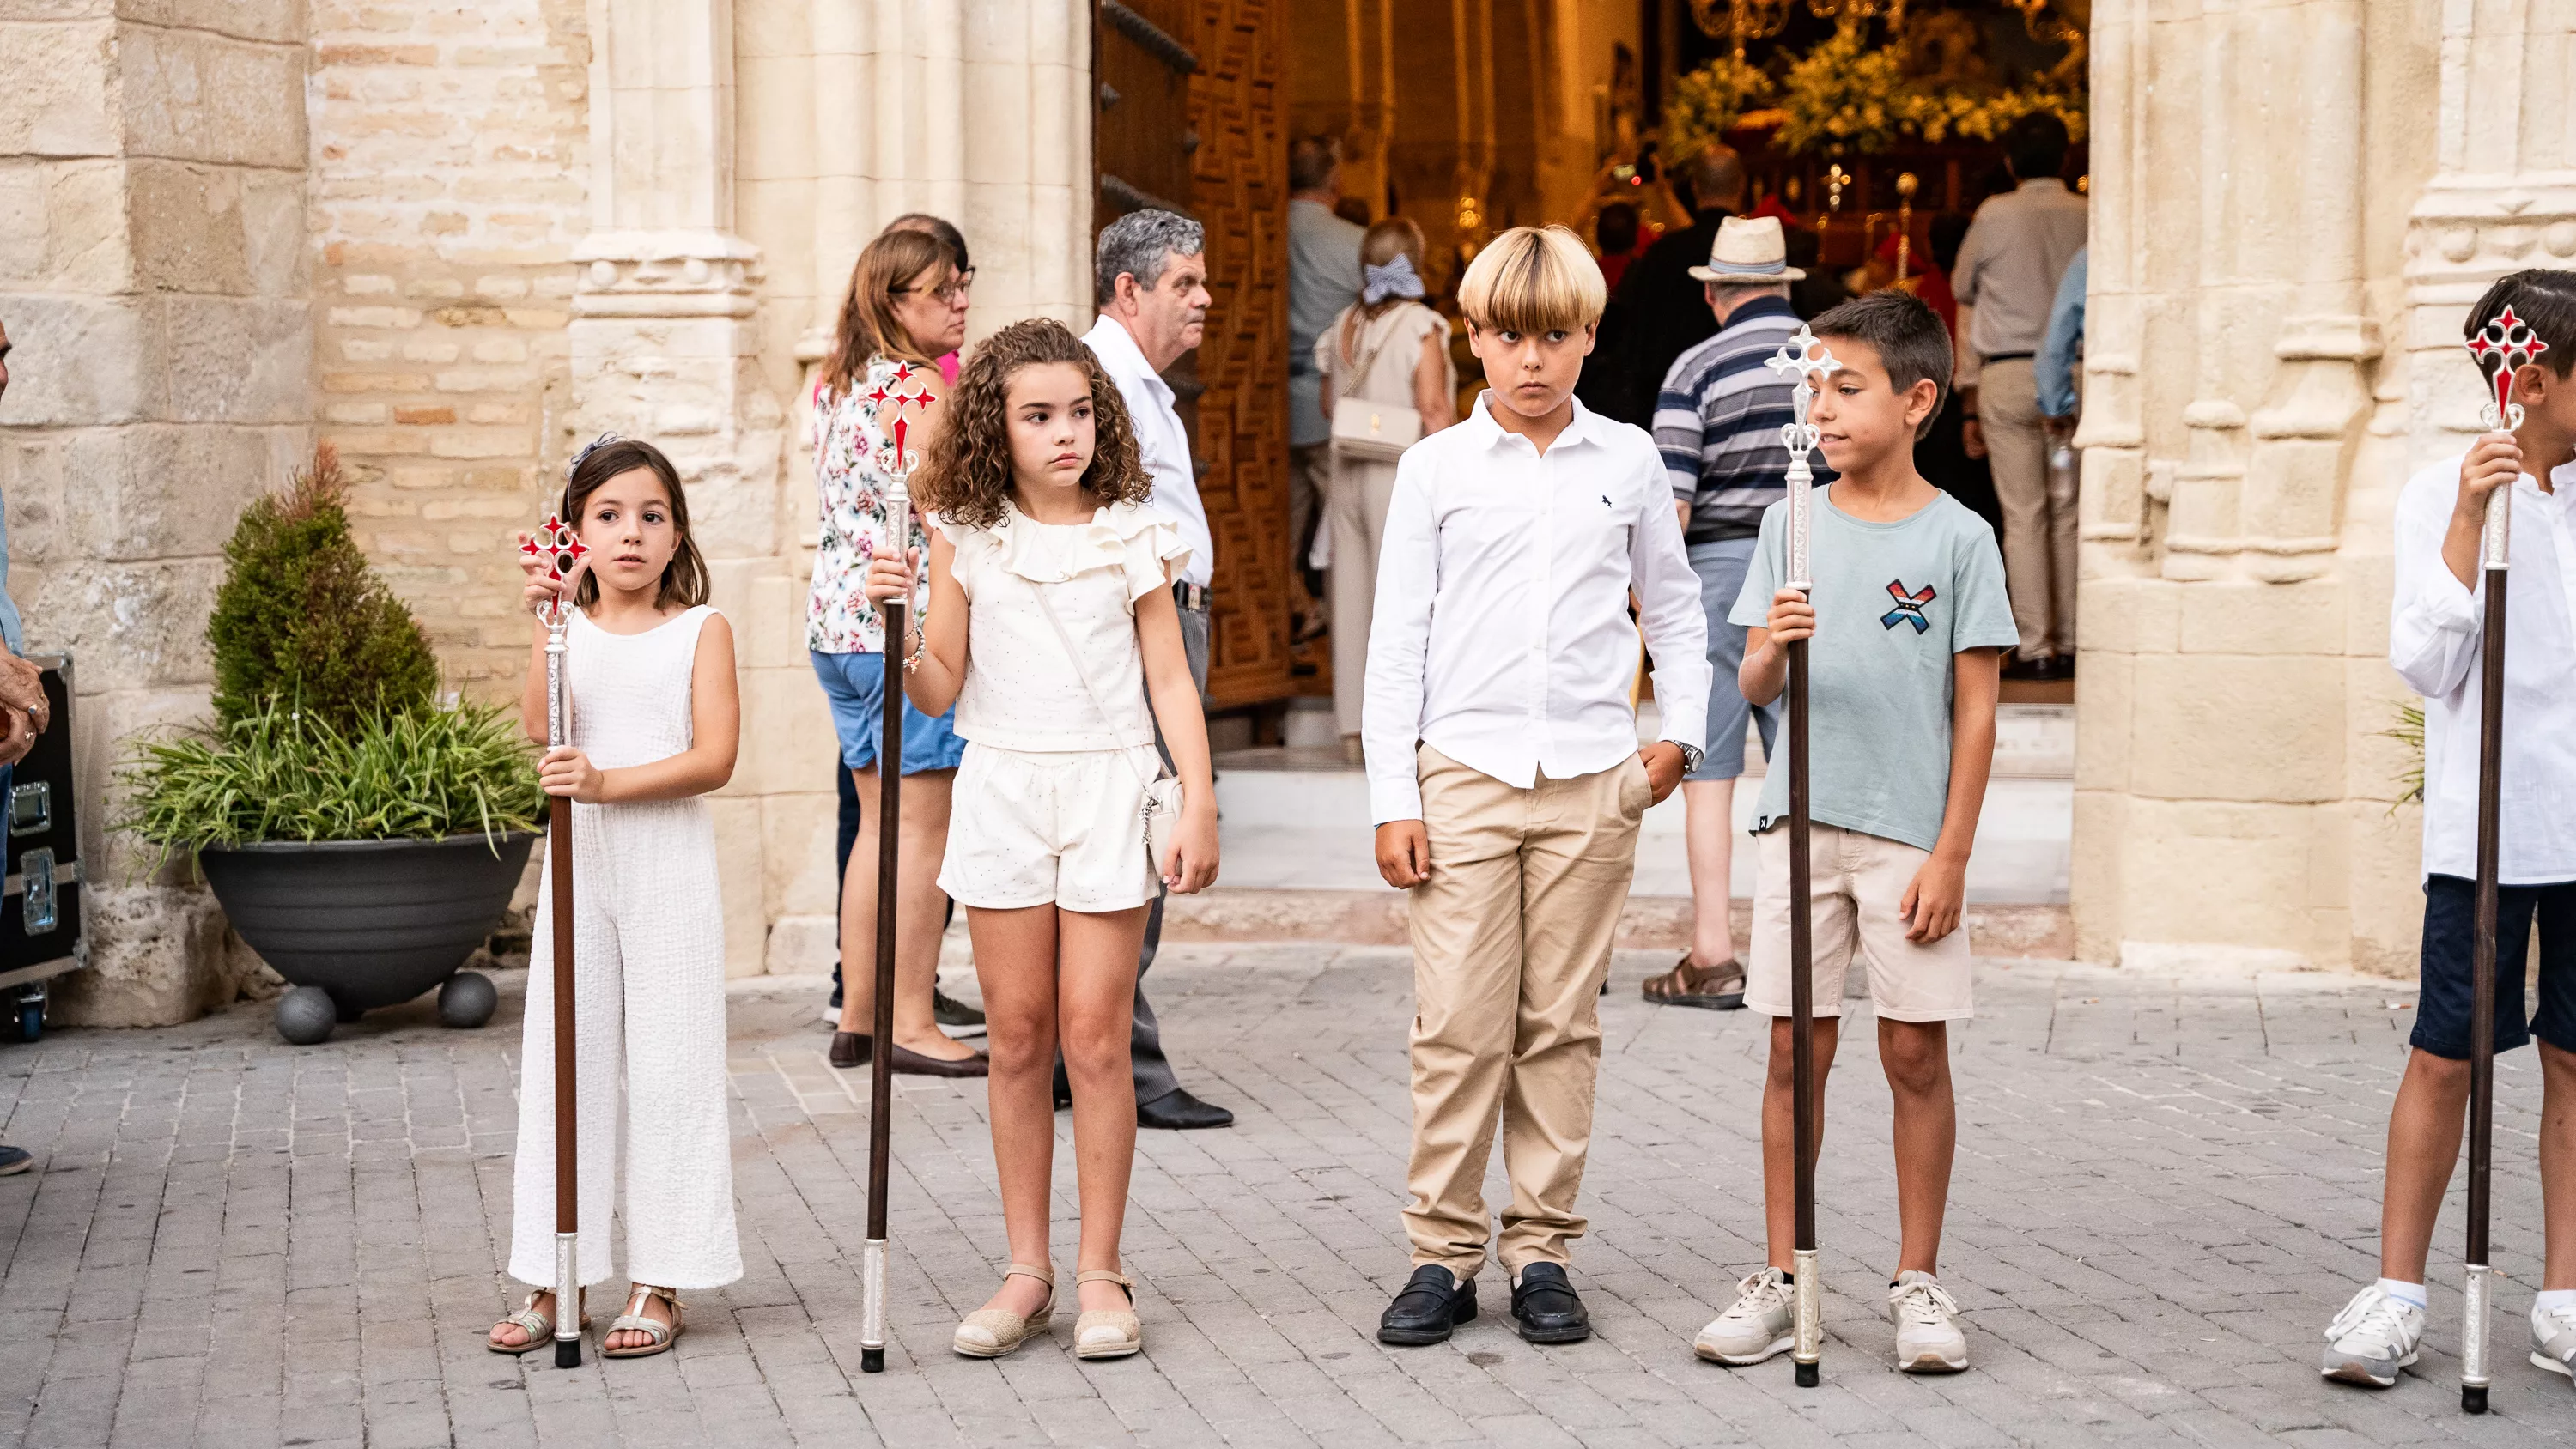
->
xmin=1076 ymin=209 xmax=1233 ymax=1130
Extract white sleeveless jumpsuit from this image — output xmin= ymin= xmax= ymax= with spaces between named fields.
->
xmin=508 ymin=604 xmax=741 ymax=1293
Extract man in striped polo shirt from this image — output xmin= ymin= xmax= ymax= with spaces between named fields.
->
xmin=1640 ymin=215 xmax=1822 ymax=1009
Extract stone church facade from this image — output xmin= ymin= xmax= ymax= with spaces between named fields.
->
xmin=0 ymin=0 xmax=2555 ymax=1022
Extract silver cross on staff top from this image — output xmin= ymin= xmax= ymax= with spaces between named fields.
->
xmin=1767 ymin=325 xmax=1842 ymax=592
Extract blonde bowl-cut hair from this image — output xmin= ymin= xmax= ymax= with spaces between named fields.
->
xmin=821 ymin=228 xmax=954 ymax=398
xmin=1457 ymin=224 xmax=1606 ymax=335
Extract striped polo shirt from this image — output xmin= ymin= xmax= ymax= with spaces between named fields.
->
xmin=1653 ymin=294 xmax=1826 ymax=544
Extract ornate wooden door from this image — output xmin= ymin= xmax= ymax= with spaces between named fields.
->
xmin=1095 ymin=0 xmax=1292 ymax=708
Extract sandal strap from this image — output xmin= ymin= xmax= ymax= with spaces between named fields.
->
xmin=501 ymin=1307 xmax=552 ymax=1338
xmin=605 ymin=1312 xmax=673 ymax=1345
xmin=1074 ymin=1269 xmax=1134 ymax=1296
xmin=1005 ymin=1262 xmax=1056 ymax=1288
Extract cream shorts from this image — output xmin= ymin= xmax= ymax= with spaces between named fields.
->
xmin=938 ymin=741 xmax=1158 ymax=913
xmin=1747 ymin=821 xmax=1972 ymax=1022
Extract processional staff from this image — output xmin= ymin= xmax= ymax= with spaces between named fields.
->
xmin=521 ymin=509 xmax=591 ymax=1368
xmin=861 ymin=361 xmax=939 ymax=1375
xmin=2456 ymin=306 xmax=2544 ymax=1416
xmin=1766 ymin=324 xmax=1841 ymax=1390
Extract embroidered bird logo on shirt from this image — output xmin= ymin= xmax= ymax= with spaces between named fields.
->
xmin=1881 ymin=579 xmax=1935 ymax=634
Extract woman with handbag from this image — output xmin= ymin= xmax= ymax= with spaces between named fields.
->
xmin=1318 ymin=218 xmax=1456 ymax=761
xmin=866 ymin=318 xmax=1218 ymax=1363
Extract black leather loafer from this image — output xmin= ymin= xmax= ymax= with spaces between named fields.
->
xmin=1378 ymin=1265 xmax=1477 ymax=1345
xmin=1138 ymin=1088 xmax=1235 ymax=1130
xmin=1510 ymin=1262 xmax=1591 ymax=1343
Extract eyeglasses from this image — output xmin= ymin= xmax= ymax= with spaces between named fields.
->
xmin=894 ymin=268 xmax=975 ymax=305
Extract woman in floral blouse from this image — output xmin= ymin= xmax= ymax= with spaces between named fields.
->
xmin=811 ymin=227 xmax=987 ymax=1076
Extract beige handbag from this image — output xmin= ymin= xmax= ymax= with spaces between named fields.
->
xmin=1028 ymin=580 xmax=1183 ymax=874
xmin=1328 ymin=307 xmax=1424 ymax=464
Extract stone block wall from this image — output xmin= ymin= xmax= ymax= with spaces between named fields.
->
xmin=0 ymin=0 xmax=313 ymax=1023
xmin=307 ymin=0 xmax=592 ymax=700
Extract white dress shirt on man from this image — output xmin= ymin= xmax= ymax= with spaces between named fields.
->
xmin=1083 ymin=314 xmax=1214 ymax=590
xmin=2391 ymin=454 xmax=2576 ymax=883
xmin=1363 ymin=393 xmax=1711 ymax=824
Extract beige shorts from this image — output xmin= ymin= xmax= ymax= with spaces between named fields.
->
xmin=938 ymin=742 xmax=1159 ymax=913
xmin=1747 ymin=822 xmax=1972 ymax=1022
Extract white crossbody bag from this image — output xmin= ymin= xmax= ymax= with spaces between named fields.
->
xmin=1327 ymin=307 xmax=1424 ymax=464
xmin=1028 ymin=579 xmax=1183 ymax=875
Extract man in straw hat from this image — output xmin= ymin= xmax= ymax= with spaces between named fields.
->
xmin=1640 ymin=216 xmax=1818 ymax=1014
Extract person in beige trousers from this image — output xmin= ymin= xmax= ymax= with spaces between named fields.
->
xmin=1364 ymin=226 xmax=1709 ymax=1348
xmin=1316 ymin=218 xmax=1455 ymax=758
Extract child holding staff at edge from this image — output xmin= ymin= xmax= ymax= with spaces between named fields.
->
xmin=489 ymin=436 xmax=744 ymax=1361
xmin=1365 ymin=224 xmax=1710 ymax=1348
xmin=865 ymin=318 xmax=1219 ymax=1362
xmin=1693 ymin=291 xmax=2014 ymax=1375
xmin=2320 ymin=270 xmax=2576 ymax=1391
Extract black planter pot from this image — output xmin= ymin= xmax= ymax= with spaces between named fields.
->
xmin=198 ymin=834 xmax=536 ymax=1034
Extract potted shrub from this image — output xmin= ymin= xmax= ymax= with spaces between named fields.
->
xmin=120 ymin=446 xmax=544 ymax=1042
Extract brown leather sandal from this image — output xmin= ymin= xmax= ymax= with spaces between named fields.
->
xmin=1641 ymin=955 xmax=1746 ymax=1010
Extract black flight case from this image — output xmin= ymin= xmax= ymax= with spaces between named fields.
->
xmin=0 ymin=655 xmax=82 ymax=1040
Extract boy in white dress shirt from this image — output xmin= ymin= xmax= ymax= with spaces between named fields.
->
xmin=2321 ymin=270 xmax=2576 ymax=1392
xmin=1364 ymin=225 xmax=1710 ymax=1347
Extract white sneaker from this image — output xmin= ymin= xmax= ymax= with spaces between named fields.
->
xmin=1694 ymin=1267 xmax=1795 ymax=1365
xmin=2532 ymin=1300 xmax=2576 ymax=1381
xmin=1889 ymin=1270 xmax=1968 ymax=1373
xmin=2321 ymin=1283 xmax=2424 ymax=1387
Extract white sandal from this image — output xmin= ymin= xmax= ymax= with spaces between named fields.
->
xmin=1072 ymin=1269 xmax=1141 ymax=1361
xmin=488 ymin=1289 xmax=586 ymax=1355
xmin=602 ymin=1284 xmax=683 ymax=1359
xmin=953 ymin=1263 xmax=1056 ymax=1358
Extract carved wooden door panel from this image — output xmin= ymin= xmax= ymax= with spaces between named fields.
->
xmin=1095 ymin=0 xmax=1292 ymax=709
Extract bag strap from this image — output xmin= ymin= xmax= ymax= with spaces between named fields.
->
xmin=1340 ymin=306 xmax=1414 ymax=394
xmin=1025 ymin=578 xmax=1170 ymax=789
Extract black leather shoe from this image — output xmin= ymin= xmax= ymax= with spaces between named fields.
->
xmin=1053 ymin=1064 xmax=1073 ymax=1110
xmin=828 ymin=1031 xmax=868 ymax=1069
xmin=1510 ymin=1263 xmax=1591 ymax=1343
xmin=1378 ymin=1265 xmax=1477 ymax=1344
xmin=933 ymin=988 xmax=986 ymax=1030
xmin=1137 ymin=1088 xmax=1234 ymax=1130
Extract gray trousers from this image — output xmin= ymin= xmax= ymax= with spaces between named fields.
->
xmin=1125 ymin=599 xmax=1210 ymax=1100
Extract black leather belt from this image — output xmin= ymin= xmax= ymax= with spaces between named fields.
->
xmin=1174 ymin=582 xmax=1209 ymax=612
xmin=1981 ymin=351 xmax=2034 ymax=364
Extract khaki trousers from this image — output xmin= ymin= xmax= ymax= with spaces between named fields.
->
xmin=1402 ymin=745 xmax=1651 ymax=1276
xmin=1980 ymin=357 xmax=2076 ymax=659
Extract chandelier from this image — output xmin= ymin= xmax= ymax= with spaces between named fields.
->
xmin=1692 ymin=0 xmax=1910 ymax=51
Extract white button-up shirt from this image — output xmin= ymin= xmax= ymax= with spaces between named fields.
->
xmin=1363 ymin=393 xmax=1711 ymax=823
xmin=1083 ymin=314 xmax=1214 ymax=590
xmin=2391 ymin=454 xmax=2576 ymax=883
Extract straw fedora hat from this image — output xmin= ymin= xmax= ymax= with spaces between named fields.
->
xmin=1688 ymin=215 xmax=1806 ymax=283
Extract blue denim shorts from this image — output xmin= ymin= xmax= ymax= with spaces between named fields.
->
xmin=1684 ymin=537 xmax=1779 ymax=782
xmin=811 ymin=649 xmax=966 ymax=774
xmin=2411 ymin=874 xmax=2576 ymax=1060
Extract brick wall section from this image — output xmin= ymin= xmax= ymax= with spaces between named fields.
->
xmin=307 ymin=0 xmax=590 ymax=701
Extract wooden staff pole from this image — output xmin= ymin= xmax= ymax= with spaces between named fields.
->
xmin=860 ymin=363 xmax=938 ymax=1375
xmin=1766 ymin=327 xmax=1840 ymax=1390
xmin=2457 ymin=306 xmax=2541 ymax=1414
xmin=530 ymin=514 xmax=588 ymax=1371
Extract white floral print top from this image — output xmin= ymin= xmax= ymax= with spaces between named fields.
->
xmin=807 ymin=355 xmax=935 ymax=654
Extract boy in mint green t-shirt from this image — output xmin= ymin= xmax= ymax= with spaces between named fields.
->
xmin=1694 ymin=291 xmax=2015 ymax=1377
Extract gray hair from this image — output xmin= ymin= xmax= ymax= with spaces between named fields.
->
xmin=1095 ymin=209 xmax=1205 ymax=308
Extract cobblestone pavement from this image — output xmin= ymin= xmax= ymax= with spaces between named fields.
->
xmin=2 ymin=947 xmax=2572 ymax=1448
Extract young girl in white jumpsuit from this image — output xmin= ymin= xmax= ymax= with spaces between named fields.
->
xmin=489 ymin=436 xmax=744 ymax=1361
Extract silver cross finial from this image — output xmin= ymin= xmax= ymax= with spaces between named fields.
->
xmin=1767 ymin=326 xmax=1840 ymax=592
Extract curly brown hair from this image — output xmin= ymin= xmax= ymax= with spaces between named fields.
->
xmin=913 ymin=318 xmax=1154 ymax=530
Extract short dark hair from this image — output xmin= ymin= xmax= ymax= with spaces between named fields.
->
xmin=1289 ymin=136 xmax=1341 ymax=192
xmin=1809 ymin=290 xmax=1953 ymax=440
xmin=2466 ymin=270 xmax=2576 ymax=380
xmin=2004 ymin=114 xmax=2069 ymax=183
xmin=1595 ymin=201 xmax=1638 ymax=256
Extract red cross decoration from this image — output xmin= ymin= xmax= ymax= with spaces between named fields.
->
xmin=519 ymin=513 xmax=588 ymax=625
xmin=879 ymin=361 xmax=939 ymax=480
xmin=2466 ymin=305 xmax=2549 ymax=424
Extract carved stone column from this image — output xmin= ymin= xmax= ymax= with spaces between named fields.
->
xmin=572 ymin=0 xmax=783 ymax=974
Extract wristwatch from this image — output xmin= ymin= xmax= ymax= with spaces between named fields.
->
xmin=1669 ymin=741 xmax=1704 ymax=775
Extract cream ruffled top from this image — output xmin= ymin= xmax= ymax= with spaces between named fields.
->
xmin=938 ymin=500 xmax=1192 ymax=753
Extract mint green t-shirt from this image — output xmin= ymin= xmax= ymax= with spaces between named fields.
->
xmin=1727 ymin=487 xmax=2018 ymax=852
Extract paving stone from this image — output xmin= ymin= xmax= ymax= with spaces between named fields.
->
xmin=3 ymin=952 xmax=2575 ymax=1446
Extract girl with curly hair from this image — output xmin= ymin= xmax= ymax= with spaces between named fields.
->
xmin=867 ymin=316 xmax=1219 ymax=1363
